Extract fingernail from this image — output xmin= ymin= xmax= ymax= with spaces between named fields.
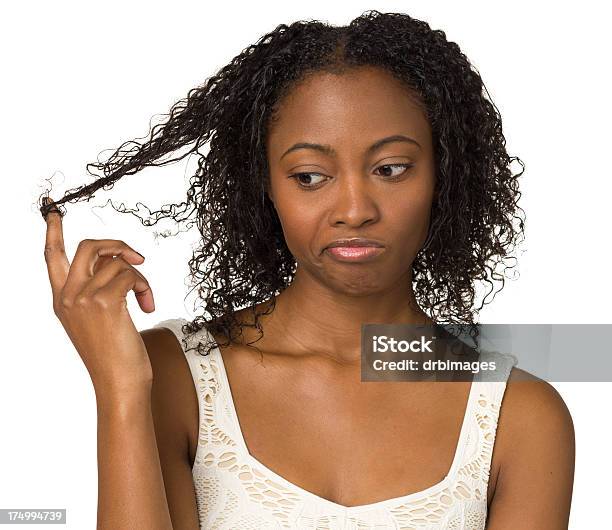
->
xmin=135 ymin=251 xmax=145 ymax=260
xmin=41 ymin=197 xmax=54 ymax=220
xmin=43 ymin=196 xmax=62 ymax=215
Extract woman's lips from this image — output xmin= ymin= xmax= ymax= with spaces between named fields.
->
xmin=325 ymin=246 xmax=385 ymax=262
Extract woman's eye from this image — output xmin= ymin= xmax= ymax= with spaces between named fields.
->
xmin=289 ymin=164 xmax=414 ymax=190
xmin=375 ymin=163 xmax=414 ymax=179
xmin=289 ymin=172 xmax=327 ymax=189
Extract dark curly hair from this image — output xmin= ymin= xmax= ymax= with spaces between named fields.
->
xmin=38 ymin=9 xmax=526 ymax=357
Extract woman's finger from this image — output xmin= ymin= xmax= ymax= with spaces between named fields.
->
xmin=62 ymin=239 xmax=145 ymax=299
xmin=79 ymin=256 xmax=155 ymax=313
xmin=93 ymin=265 xmax=155 ymax=313
xmin=43 ymin=197 xmax=70 ymax=302
xmin=93 ymin=255 xmax=115 ymax=276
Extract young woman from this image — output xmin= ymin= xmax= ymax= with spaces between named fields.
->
xmin=40 ymin=10 xmax=575 ymax=530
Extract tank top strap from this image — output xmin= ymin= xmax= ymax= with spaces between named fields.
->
xmin=474 ymin=349 xmax=519 ymax=383
xmin=454 ymin=350 xmax=519 ymax=494
xmin=151 ymin=317 xmax=241 ymax=457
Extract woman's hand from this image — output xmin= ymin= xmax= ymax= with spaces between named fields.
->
xmin=42 ymin=197 xmax=156 ymax=397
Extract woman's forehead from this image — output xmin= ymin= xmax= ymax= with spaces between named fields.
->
xmin=266 ymin=67 xmax=431 ymax=160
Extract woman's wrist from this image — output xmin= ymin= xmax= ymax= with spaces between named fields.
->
xmin=94 ymin=381 xmax=152 ymax=418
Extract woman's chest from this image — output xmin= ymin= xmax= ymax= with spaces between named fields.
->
xmin=188 ymin=344 xmax=493 ymax=509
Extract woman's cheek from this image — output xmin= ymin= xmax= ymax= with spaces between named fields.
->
xmin=275 ymin=203 xmax=319 ymax=260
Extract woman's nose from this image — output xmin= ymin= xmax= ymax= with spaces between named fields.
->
xmin=328 ymin=174 xmax=380 ymax=227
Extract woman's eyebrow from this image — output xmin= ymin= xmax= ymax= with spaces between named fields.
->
xmin=280 ymin=134 xmax=421 ymax=160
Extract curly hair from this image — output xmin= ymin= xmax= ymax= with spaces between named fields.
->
xmin=38 ymin=9 xmax=526 ymax=357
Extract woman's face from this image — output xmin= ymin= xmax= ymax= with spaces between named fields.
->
xmin=265 ymin=65 xmax=435 ymax=295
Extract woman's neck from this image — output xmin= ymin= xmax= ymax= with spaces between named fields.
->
xmin=242 ymin=269 xmax=432 ymax=364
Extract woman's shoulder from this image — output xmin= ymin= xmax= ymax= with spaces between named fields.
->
xmin=140 ymin=323 xmax=201 ymax=465
xmin=140 ymin=322 xmax=200 ymax=411
xmin=501 ymin=365 xmax=574 ymax=442
xmin=485 ymin=363 xmax=575 ymax=522
xmin=488 ymin=364 xmax=575 ymax=504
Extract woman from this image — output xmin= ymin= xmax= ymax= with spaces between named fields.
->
xmin=40 ymin=10 xmax=575 ymax=529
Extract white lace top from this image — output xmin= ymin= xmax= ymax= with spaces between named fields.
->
xmin=153 ymin=317 xmax=518 ymax=530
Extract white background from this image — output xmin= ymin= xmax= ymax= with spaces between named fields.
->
xmin=1 ymin=1 xmax=610 ymax=528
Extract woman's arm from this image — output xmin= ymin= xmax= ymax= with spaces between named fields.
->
xmin=141 ymin=327 xmax=201 ymax=530
xmin=486 ymin=372 xmax=575 ymax=529
xmin=95 ymin=384 xmax=175 ymax=530
xmin=96 ymin=327 xmax=200 ymax=530
xmin=41 ymin=201 xmax=176 ymax=529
